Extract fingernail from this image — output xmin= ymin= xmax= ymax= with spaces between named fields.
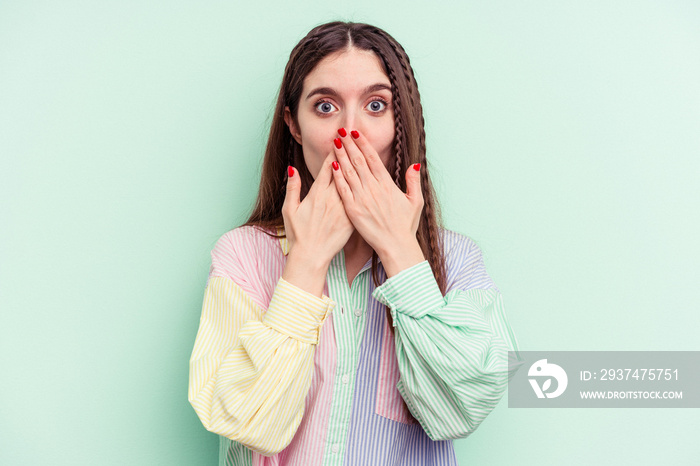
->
xmin=332 ymin=161 xmax=339 ymax=171
xmin=413 ymin=163 xmax=421 ymax=171
xmin=288 ymin=166 xmax=294 ymax=177
xmin=351 ymin=130 xmax=359 ymax=139
xmin=334 ymin=138 xmax=342 ymax=149
xmin=338 ymin=128 xmax=347 ymax=137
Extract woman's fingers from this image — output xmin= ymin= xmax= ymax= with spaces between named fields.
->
xmin=286 ymin=154 xmax=354 ymax=263
xmin=331 ymin=156 xmax=354 ymax=204
xmin=347 ymin=129 xmax=394 ymax=184
xmin=305 ymin=152 xmax=337 ymax=200
xmin=334 ymin=133 xmax=369 ymax=190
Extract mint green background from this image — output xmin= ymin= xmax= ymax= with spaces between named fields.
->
xmin=1 ymin=1 xmax=698 ymax=465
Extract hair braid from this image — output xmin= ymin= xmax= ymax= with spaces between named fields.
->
xmin=389 ymin=39 xmax=428 ymax=178
xmin=370 ymin=31 xmax=446 ymax=297
xmin=384 ymin=56 xmax=405 ymax=187
xmin=421 ymin=165 xmax=445 ymax=292
xmin=383 ymin=38 xmax=429 ymax=176
xmin=387 ymin=41 xmax=416 ymax=108
xmin=394 ymin=50 xmax=444 ymax=294
xmin=364 ymin=40 xmax=408 ymax=332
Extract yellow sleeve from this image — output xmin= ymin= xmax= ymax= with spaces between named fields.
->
xmin=188 ymin=275 xmax=335 ymax=456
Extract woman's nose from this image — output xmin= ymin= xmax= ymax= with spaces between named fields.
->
xmin=340 ymin=119 xmax=355 ymax=134
xmin=340 ymin=109 xmax=360 ymax=133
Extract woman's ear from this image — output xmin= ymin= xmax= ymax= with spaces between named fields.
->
xmin=284 ymin=106 xmax=303 ymax=145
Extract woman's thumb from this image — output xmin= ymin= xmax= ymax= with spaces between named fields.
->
xmin=405 ymin=163 xmax=422 ymax=202
xmin=284 ymin=166 xmax=301 ymax=210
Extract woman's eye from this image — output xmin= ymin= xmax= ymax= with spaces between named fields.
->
xmin=315 ymin=101 xmax=336 ymax=114
xmin=367 ymin=100 xmax=387 ymax=112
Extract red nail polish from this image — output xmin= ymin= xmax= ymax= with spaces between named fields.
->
xmin=332 ymin=161 xmax=339 ymax=171
xmin=413 ymin=163 xmax=421 ymax=171
xmin=351 ymin=130 xmax=359 ymax=139
xmin=288 ymin=166 xmax=294 ymax=177
xmin=334 ymin=138 xmax=342 ymax=149
xmin=338 ymin=128 xmax=347 ymax=137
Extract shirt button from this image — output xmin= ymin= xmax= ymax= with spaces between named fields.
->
xmin=332 ymin=444 xmax=340 ymax=453
xmin=342 ymin=374 xmax=349 ymax=384
xmin=354 ymin=308 xmax=362 ymax=317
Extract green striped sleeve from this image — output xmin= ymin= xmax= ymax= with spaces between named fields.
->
xmin=372 ymin=260 xmax=515 ymax=441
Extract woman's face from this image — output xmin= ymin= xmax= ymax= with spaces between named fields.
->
xmin=285 ymin=47 xmax=395 ymax=179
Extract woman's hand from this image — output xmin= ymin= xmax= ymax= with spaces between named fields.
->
xmin=282 ymin=152 xmax=354 ymax=268
xmin=330 ymin=130 xmax=426 ymax=277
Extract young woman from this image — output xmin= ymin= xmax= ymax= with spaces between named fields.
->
xmin=189 ymin=21 xmax=520 ymax=466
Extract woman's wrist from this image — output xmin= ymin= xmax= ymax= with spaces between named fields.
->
xmin=282 ymin=247 xmax=331 ymax=298
xmin=378 ymin=237 xmax=426 ymax=278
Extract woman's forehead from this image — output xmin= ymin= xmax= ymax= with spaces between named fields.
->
xmin=303 ymin=48 xmax=390 ymax=93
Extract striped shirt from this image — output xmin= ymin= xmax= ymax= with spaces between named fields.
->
xmin=188 ymin=225 xmax=520 ymax=466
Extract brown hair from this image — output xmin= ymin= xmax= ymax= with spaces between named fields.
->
xmin=242 ymin=21 xmax=447 ymax=323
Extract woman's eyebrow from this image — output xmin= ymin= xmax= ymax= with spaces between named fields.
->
xmin=305 ymin=83 xmax=392 ymax=101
